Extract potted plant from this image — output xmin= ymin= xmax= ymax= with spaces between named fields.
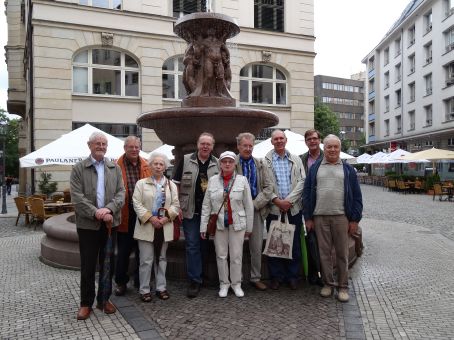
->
xmin=37 ymin=172 xmax=58 ymax=198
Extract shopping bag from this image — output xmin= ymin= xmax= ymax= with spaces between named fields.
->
xmin=262 ymin=213 xmax=295 ymax=259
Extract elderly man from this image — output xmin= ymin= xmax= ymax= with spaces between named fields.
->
xmin=114 ymin=136 xmax=151 ymax=296
xmin=300 ymin=129 xmax=324 ymax=286
xmin=172 ymin=132 xmax=219 ymax=298
xmin=71 ymin=132 xmax=125 ymax=320
xmin=235 ymin=132 xmax=272 ymax=291
xmin=300 ymin=129 xmax=323 ymax=175
xmin=263 ymin=129 xmax=305 ymax=290
xmin=302 ymin=134 xmax=362 ymax=302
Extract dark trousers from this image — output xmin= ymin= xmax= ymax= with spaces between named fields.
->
xmin=266 ymin=211 xmax=302 ymax=282
xmin=77 ymin=224 xmax=116 ymax=307
xmin=115 ymin=207 xmax=140 ymax=287
xmin=183 ymin=214 xmax=209 ymax=284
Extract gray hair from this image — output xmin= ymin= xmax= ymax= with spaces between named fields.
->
xmin=323 ymin=134 xmax=341 ymax=145
xmin=88 ymin=132 xmax=107 ymax=144
xmin=197 ymin=132 xmax=215 ymax=145
xmin=148 ymin=152 xmax=170 ymax=169
xmin=124 ymin=136 xmax=141 ymax=147
xmin=271 ymin=129 xmax=285 ymax=139
xmin=236 ymin=132 xmax=255 ymax=145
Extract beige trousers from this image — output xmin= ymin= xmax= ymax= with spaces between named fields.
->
xmin=314 ymin=215 xmax=349 ymax=289
xmin=214 ymin=227 xmax=246 ymax=285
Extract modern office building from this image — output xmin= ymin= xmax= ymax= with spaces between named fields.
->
xmin=362 ymin=0 xmax=454 ymax=154
xmin=314 ymin=74 xmax=365 ymax=155
xmin=5 ymin=0 xmax=315 ymax=192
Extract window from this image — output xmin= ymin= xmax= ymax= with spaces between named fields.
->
xmin=425 ymin=42 xmax=433 ymax=64
xmin=408 ymin=54 xmax=415 ymax=74
xmin=408 ymin=110 xmax=415 ymax=130
xmin=162 ymin=56 xmax=185 ymax=100
xmin=444 ymin=0 xmax=454 ymax=17
xmin=368 ymin=56 xmax=375 ymax=71
xmin=384 ymin=47 xmax=389 ymax=65
xmin=446 ymin=62 xmax=454 ymax=86
xmin=445 ymin=26 xmax=454 ymax=52
xmin=79 ymin=0 xmax=121 ymax=9
xmin=395 ymin=115 xmax=402 ymax=133
xmin=395 ymin=37 xmax=401 ymax=57
xmin=384 ymin=119 xmax=390 ymax=136
xmin=73 ymin=48 xmax=139 ymax=97
xmin=425 ymin=104 xmax=433 ymax=126
xmin=424 ymin=73 xmax=433 ymax=95
xmin=395 ymin=89 xmax=401 ymax=108
xmin=254 ymin=0 xmax=284 ymax=32
xmin=395 ymin=63 xmax=401 ymax=82
xmin=445 ymin=97 xmax=454 ymax=120
xmin=425 ymin=140 xmax=433 ymax=146
xmin=73 ymin=122 xmax=139 ymax=138
xmin=408 ymin=25 xmax=415 ymax=47
xmin=448 ymin=137 xmax=454 ymax=146
xmin=173 ymin=0 xmax=206 ymax=17
xmin=408 ymin=82 xmax=415 ymax=102
xmin=385 ymin=95 xmax=390 ymax=112
xmin=384 ymin=71 xmax=389 ymax=89
xmin=369 ymin=122 xmax=375 ymax=136
xmin=240 ymin=64 xmax=287 ymax=105
xmin=424 ymin=11 xmax=433 ymax=33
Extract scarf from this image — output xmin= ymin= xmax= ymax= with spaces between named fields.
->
xmin=240 ymin=157 xmax=258 ymax=199
xmin=222 ymin=172 xmax=235 ymax=227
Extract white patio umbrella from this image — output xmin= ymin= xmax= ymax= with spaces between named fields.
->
xmin=355 ymin=153 xmax=372 ymax=164
xmin=252 ymin=130 xmax=354 ymax=159
xmin=149 ymin=144 xmax=175 ymax=161
xmin=366 ymin=152 xmax=389 ymax=164
xmin=399 ymin=147 xmax=454 ymax=173
xmin=19 ymin=123 xmax=148 ymax=168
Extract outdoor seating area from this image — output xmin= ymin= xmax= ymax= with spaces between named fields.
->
xmin=13 ymin=194 xmax=75 ymax=229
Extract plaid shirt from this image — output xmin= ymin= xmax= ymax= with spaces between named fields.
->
xmin=272 ymin=150 xmax=292 ymax=199
xmin=124 ymin=157 xmax=140 ymax=200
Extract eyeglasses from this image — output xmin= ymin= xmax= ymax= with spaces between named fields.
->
xmin=305 ymin=137 xmax=319 ymax=142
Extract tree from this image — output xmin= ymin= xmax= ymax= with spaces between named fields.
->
xmin=314 ymin=98 xmax=340 ymax=140
xmin=0 ymin=109 xmax=20 ymax=178
xmin=37 ymin=172 xmax=58 ymax=196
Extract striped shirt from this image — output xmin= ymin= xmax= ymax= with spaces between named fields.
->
xmin=124 ymin=157 xmax=140 ymax=201
xmin=272 ymin=150 xmax=292 ymax=199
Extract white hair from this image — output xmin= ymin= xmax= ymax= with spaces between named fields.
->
xmin=148 ymin=152 xmax=170 ymax=169
xmin=323 ymin=134 xmax=341 ymax=145
xmin=88 ymin=132 xmax=107 ymax=143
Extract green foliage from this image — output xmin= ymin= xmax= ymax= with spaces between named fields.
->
xmin=0 ymin=109 xmax=20 ymax=177
xmin=424 ymin=173 xmax=440 ymax=190
xmin=37 ymin=172 xmax=58 ymax=196
xmin=314 ymin=98 xmax=340 ymax=140
xmin=357 ymin=133 xmax=367 ymax=154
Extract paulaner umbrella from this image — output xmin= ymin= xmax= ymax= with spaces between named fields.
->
xmin=300 ymin=224 xmax=309 ymax=278
xmin=99 ymin=220 xmax=114 ymax=305
xmin=306 ymin=230 xmax=321 ymax=281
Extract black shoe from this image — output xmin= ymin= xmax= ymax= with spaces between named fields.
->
xmin=187 ymin=281 xmax=200 ymax=298
xmin=308 ymin=276 xmax=324 ymax=287
xmin=269 ymin=279 xmax=280 ymax=290
xmin=288 ymin=279 xmax=298 ymax=290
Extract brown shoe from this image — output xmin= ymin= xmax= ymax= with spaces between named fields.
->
xmin=96 ymin=301 xmax=116 ymax=314
xmin=76 ymin=307 xmax=92 ymax=320
xmin=269 ymin=279 xmax=280 ymax=290
xmin=250 ymin=281 xmax=267 ymax=291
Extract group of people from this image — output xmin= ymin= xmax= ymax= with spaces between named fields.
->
xmin=70 ymin=128 xmax=362 ymax=321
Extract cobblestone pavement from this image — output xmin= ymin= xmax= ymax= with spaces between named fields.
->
xmin=1 ymin=185 xmax=454 ymax=339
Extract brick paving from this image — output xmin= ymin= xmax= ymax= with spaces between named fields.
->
xmin=0 ymin=185 xmax=453 ymax=339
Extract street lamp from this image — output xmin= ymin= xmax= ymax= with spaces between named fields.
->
xmin=0 ymin=124 xmax=7 ymax=214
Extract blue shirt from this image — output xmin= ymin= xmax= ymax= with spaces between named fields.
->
xmin=91 ymin=157 xmax=105 ymax=208
xmin=271 ymin=150 xmax=292 ymax=199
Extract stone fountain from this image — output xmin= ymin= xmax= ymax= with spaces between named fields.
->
xmin=137 ymin=12 xmax=279 ymax=161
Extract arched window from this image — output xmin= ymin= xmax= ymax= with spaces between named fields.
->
xmin=240 ymin=64 xmax=287 ymax=105
xmin=79 ymin=0 xmax=121 ymax=10
xmin=162 ymin=56 xmax=185 ymax=100
xmin=73 ymin=48 xmax=139 ymax=97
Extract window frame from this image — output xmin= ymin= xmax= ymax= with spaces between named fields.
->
xmin=240 ymin=63 xmax=288 ymax=106
xmin=72 ymin=48 xmax=140 ymax=98
xmin=254 ymin=0 xmax=284 ymax=32
xmin=79 ymin=0 xmax=122 ymax=9
xmin=161 ymin=55 xmax=185 ymax=100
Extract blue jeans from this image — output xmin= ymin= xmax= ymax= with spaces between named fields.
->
xmin=183 ymin=214 xmax=208 ymax=283
xmin=266 ymin=210 xmax=302 ymax=282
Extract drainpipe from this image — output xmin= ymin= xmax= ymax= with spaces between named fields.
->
xmin=27 ymin=0 xmax=35 ymax=193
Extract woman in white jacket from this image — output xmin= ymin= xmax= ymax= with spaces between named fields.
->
xmin=200 ymin=151 xmax=254 ymax=298
xmin=133 ymin=153 xmax=180 ymax=302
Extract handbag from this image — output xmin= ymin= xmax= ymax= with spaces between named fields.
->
xmin=263 ymin=213 xmax=295 ymax=259
xmin=206 ymin=177 xmax=236 ymax=236
xmin=165 ymin=179 xmax=182 ymax=241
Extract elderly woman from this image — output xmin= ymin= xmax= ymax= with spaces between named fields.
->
xmin=133 ymin=153 xmax=180 ymax=302
xmin=200 ymin=151 xmax=254 ymax=298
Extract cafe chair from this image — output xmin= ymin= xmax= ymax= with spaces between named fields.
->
xmin=29 ymin=198 xmax=58 ymax=230
xmin=433 ymin=183 xmax=449 ymax=201
xmin=13 ymin=196 xmax=32 ymax=226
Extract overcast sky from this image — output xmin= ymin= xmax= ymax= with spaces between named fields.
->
xmin=0 ymin=0 xmax=412 ymax=115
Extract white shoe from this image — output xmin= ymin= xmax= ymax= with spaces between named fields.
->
xmin=337 ymin=288 xmax=349 ymax=302
xmin=218 ymin=284 xmax=229 ymax=298
xmin=320 ymin=285 xmax=333 ymax=298
xmin=231 ymin=284 xmax=244 ymax=298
